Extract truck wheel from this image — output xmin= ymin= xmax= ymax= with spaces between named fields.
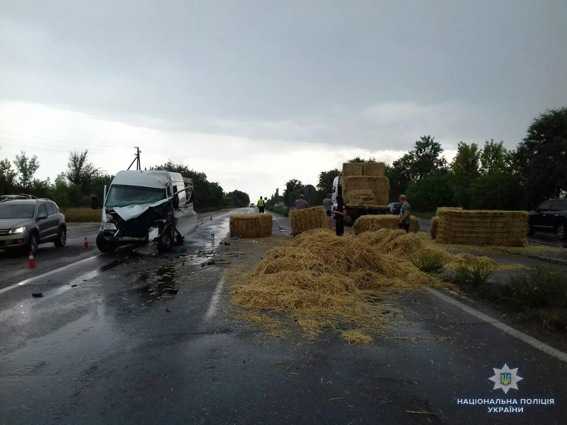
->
xmin=54 ymin=226 xmax=66 ymax=247
xmin=557 ymin=224 xmax=566 ymax=241
xmin=158 ymin=229 xmax=174 ymax=252
xmin=96 ymin=232 xmax=117 ymax=253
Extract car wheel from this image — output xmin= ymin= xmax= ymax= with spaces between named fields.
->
xmin=527 ymin=223 xmax=534 ymax=236
xmin=54 ymin=226 xmax=66 ymax=247
xmin=96 ymin=232 xmax=117 ymax=253
xmin=28 ymin=232 xmax=39 ymax=254
xmin=557 ymin=224 xmax=566 ymax=241
xmin=158 ymin=229 xmax=174 ymax=252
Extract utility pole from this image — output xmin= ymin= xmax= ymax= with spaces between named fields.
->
xmin=127 ymin=146 xmax=142 ymax=170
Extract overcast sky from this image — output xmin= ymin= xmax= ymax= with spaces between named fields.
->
xmin=1 ymin=0 xmax=566 ymax=199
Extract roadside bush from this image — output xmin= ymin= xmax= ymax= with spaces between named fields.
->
xmin=267 ymin=206 xmax=289 ymax=217
xmin=504 ymin=265 xmax=567 ymax=310
xmin=412 ymin=250 xmax=446 ymax=274
xmin=454 ymin=264 xmax=492 ymax=289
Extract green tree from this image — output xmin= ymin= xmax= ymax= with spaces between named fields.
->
xmin=514 ymin=107 xmax=567 ymax=207
xmin=283 ymin=179 xmax=304 ymax=207
xmin=225 ymin=190 xmax=250 ymax=207
xmin=470 ymin=171 xmax=524 ymax=210
xmin=406 ymin=175 xmax=454 ymax=212
xmin=152 ymin=161 xmax=224 ymax=210
xmin=480 ymin=140 xmax=509 ymax=174
xmin=66 ymin=150 xmax=100 ymax=195
xmin=450 ymin=142 xmax=481 ymax=208
xmin=347 ymin=157 xmax=376 ymax=163
xmin=0 ymin=158 xmax=17 ymax=195
xmin=13 ymin=151 xmax=39 ymax=190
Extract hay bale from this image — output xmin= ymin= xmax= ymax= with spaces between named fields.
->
xmin=342 ymin=163 xmax=364 ymax=177
xmin=430 ymin=216 xmax=439 ymax=240
xmin=363 ymin=162 xmax=386 ymax=177
xmin=230 ymin=214 xmax=273 ymax=238
xmin=347 ymin=189 xmax=377 ymax=207
xmin=436 ymin=209 xmax=528 ymax=247
xmin=289 ymin=206 xmax=328 ymax=236
xmin=343 ymin=176 xmax=389 ymax=206
xmin=353 ymin=215 xmax=420 ymax=235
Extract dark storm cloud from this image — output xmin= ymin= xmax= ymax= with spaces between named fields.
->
xmin=1 ymin=0 xmax=566 ymax=151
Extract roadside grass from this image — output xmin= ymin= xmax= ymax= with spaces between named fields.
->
xmin=61 ymin=208 xmax=101 ymax=222
xmin=451 ymin=263 xmax=567 ymax=331
xmin=412 ymin=250 xmax=446 ymax=274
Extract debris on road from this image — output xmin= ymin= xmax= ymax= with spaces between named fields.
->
xmin=230 ymin=214 xmax=272 ymax=238
xmin=32 ymin=292 xmax=43 ymax=298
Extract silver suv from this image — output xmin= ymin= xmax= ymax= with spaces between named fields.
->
xmin=0 ymin=199 xmax=66 ymax=253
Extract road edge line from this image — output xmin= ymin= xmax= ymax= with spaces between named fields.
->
xmin=425 ymin=287 xmax=567 ymax=363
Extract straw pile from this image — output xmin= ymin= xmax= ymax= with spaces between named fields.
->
xmin=347 ymin=190 xmax=377 ymax=207
xmin=435 ymin=208 xmax=528 ymax=247
xmin=231 ymin=229 xmax=436 ymax=339
xmin=430 ymin=217 xmax=439 ymax=240
xmin=289 ymin=206 xmax=328 ymax=236
xmin=230 ymin=214 xmax=273 ymax=238
xmin=342 ymin=162 xmax=364 ymax=177
xmin=344 ymin=176 xmax=389 ymax=206
xmin=363 ymin=162 xmax=386 ymax=177
xmin=353 ymin=215 xmax=420 ymax=235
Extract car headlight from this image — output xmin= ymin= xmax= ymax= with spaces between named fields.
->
xmin=101 ymin=222 xmax=117 ymax=231
xmin=9 ymin=226 xmax=26 ymax=234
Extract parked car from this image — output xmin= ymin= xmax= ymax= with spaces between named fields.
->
xmin=249 ymin=203 xmax=255 ymax=207
xmin=0 ymin=199 xmax=66 ymax=253
xmin=0 ymin=194 xmax=37 ymax=202
xmin=388 ymin=202 xmax=403 ymax=215
xmin=528 ymin=198 xmax=567 ymax=240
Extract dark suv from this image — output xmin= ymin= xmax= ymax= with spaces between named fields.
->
xmin=528 ymin=199 xmax=567 ymax=241
xmin=0 ymin=199 xmax=67 ymax=252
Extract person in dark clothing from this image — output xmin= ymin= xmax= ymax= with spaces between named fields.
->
xmin=398 ymin=194 xmax=411 ymax=232
xmin=332 ymin=195 xmax=347 ymax=236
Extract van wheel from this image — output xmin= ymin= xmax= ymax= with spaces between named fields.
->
xmin=557 ymin=224 xmax=566 ymax=241
xmin=96 ymin=232 xmax=117 ymax=253
xmin=54 ymin=226 xmax=66 ymax=247
xmin=158 ymin=229 xmax=174 ymax=252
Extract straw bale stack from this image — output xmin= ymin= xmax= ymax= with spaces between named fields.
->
xmin=435 ymin=208 xmax=528 ymax=247
xmin=353 ymin=215 xmax=420 ymax=235
xmin=290 ymin=206 xmax=328 ymax=236
xmin=363 ymin=162 xmax=386 ymax=177
xmin=230 ymin=214 xmax=273 ymax=238
xmin=430 ymin=217 xmax=439 ymax=240
xmin=342 ymin=163 xmax=364 ymax=177
xmin=344 ymin=176 xmax=389 ymax=206
xmin=347 ymin=190 xmax=377 ymax=207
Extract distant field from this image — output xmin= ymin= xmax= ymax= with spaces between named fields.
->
xmin=61 ymin=208 xmax=102 ymax=223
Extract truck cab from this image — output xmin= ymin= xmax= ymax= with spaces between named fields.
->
xmin=97 ymin=170 xmax=198 ymax=253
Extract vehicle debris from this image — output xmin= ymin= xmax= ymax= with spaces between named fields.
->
xmin=32 ymin=293 xmax=43 ymax=298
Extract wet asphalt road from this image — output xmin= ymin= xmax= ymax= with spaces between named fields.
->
xmin=1 ymin=209 xmax=567 ymax=424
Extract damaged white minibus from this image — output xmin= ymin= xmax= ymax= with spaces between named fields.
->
xmin=96 ymin=170 xmax=198 ymax=253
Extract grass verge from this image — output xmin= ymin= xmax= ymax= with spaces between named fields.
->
xmin=61 ymin=208 xmax=102 ymax=222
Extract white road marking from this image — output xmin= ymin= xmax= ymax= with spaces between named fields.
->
xmin=0 ymin=255 xmax=100 ymax=296
xmin=204 ymin=274 xmax=226 ymax=321
xmin=425 ymin=287 xmax=567 ymax=363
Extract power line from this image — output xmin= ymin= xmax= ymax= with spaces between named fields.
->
xmin=0 ymin=136 xmax=111 ymax=154
xmin=0 ymin=130 xmax=117 ymax=149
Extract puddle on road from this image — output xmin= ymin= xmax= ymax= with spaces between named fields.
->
xmin=135 ymin=264 xmax=184 ymax=305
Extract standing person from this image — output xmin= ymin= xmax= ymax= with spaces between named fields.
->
xmin=257 ymin=196 xmax=265 ymax=213
xmin=322 ymin=193 xmax=333 ymax=229
xmin=398 ymin=194 xmax=411 ymax=232
xmin=294 ymin=194 xmax=309 ymax=210
xmin=332 ymin=195 xmax=347 ymax=236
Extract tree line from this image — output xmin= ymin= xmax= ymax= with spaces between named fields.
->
xmin=266 ymin=107 xmax=567 ymax=212
xmin=0 ymin=151 xmax=250 ymax=210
